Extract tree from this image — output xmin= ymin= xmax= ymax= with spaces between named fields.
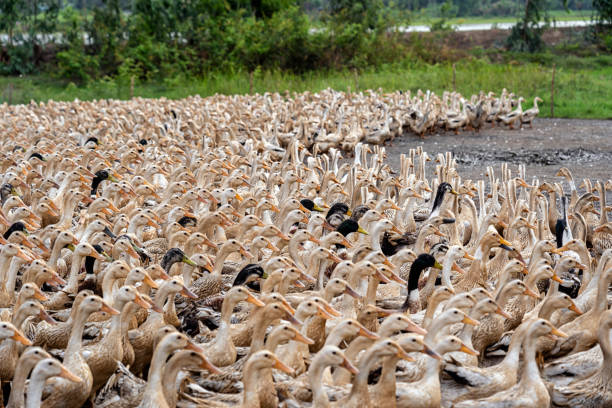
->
xmin=507 ymin=0 xmax=567 ymax=52
xmin=593 ymin=0 xmax=612 ymax=30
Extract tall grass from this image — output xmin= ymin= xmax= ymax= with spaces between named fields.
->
xmin=1 ymin=59 xmax=611 ymax=119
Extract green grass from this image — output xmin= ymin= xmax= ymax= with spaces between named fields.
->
xmin=411 ymin=10 xmax=593 ymax=25
xmin=1 ymin=58 xmax=611 ymax=119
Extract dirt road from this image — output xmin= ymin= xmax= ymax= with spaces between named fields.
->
xmin=385 ymin=118 xmax=612 ymax=188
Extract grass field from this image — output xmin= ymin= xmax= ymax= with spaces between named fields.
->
xmin=1 ymin=57 xmax=611 ymax=119
xmin=411 ymin=10 xmax=593 ymax=25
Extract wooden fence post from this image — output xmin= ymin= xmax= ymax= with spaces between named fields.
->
xmin=452 ymin=63 xmax=456 ymax=92
xmin=249 ymin=71 xmax=254 ymax=95
xmin=353 ymin=69 xmax=359 ymax=92
xmin=550 ymin=64 xmax=556 ymax=118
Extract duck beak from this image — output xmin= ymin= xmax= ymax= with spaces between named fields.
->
xmin=463 ymin=253 xmax=475 ymax=261
xmin=499 ymin=237 xmax=513 ymax=247
xmin=185 ymin=341 xmax=205 ymax=353
xmin=568 ymin=302 xmax=583 ymax=315
xmin=422 ymin=343 xmax=442 ymax=360
xmin=575 ymin=262 xmax=587 ymax=270
xmin=200 ymin=355 xmax=222 ymax=374
xmin=551 ymin=274 xmax=564 ymax=284
xmin=341 ymin=357 xmax=359 ymax=375
xmin=343 ymin=285 xmax=361 ymax=300
xmin=357 ymin=324 xmax=380 ymax=339
xmin=20 ymin=238 xmax=35 ymax=249
xmin=433 ymin=261 xmax=443 ymax=270
xmin=266 ymin=241 xmax=280 ymax=252
xmin=39 ymin=309 xmax=57 ymax=324
xmin=523 ymin=288 xmax=540 ymax=299
xmin=33 ymin=287 xmax=48 ymax=301
xmin=235 ymin=193 xmax=243 ymax=202
xmin=391 ymin=203 xmax=402 ymax=211
xmin=273 ymin=356 xmax=294 ymax=375
xmin=396 ymin=346 xmax=414 ymax=362
xmin=328 ymin=252 xmax=342 ymax=263
xmin=406 ymin=321 xmax=427 ymax=335
xmin=374 ymin=269 xmax=392 ymax=284
xmin=12 ymin=329 xmax=32 ymax=346
xmin=313 ymin=204 xmax=325 ymax=212
xmin=550 ymin=327 xmax=568 ymax=338
xmin=322 ymin=221 xmax=335 ymax=231
xmin=298 ymin=204 xmax=310 ymax=214
xmin=450 ymin=189 xmax=459 ymax=196
xmin=433 ymin=228 xmax=446 ymax=238
xmin=47 ymin=272 xmax=66 ymax=288
xmin=16 ymin=249 xmax=33 ymax=262
xmin=357 ymin=226 xmax=368 ymax=235
xmin=100 ymin=302 xmax=120 ymax=315
xmin=239 ymin=247 xmax=253 ymax=258
xmin=383 ymin=258 xmax=396 ymax=269
xmin=127 ymin=245 xmax=140 ymax=259
xmin=143 ymin=274 xmax=159 ymax=289
xmin=308 ymin=235 xmax=321 ymax=245
xmin=181 ymin=255 xmax=197 ymax=266
xmin=459 ymin=343 xmax=479 ymax=356
xmin=462 ymin=315 xmax=479 ymax=326
xmin=293 ymin=331 xmax=315 ymax=345
xmin=180 ymin=286 xmax=198 ymax=299
xmin=451 ymin=263 xmax=465 ymax=274
xmin=316 ymin=305 xmax=335 ymax=320
xmin=340 ymin=238 xmax=352 ymax=248
xmin=246 ymin=292 xmax=265 ymax=307
xmin=133 ymin=293 xmax=153 ymax=310
xmin=495 ymin=307 xmax=511 ymax=319
xmin=60 ymin=366 xmax=82 ymax=383
xmin=388 ymin=270 xmax=406 ymax=285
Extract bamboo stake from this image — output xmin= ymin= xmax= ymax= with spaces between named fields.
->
xmin=550 ymin=64 xmax=556 ymax=118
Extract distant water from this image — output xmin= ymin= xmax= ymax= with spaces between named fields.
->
xmin=399 ymin=19 xmax=593 ymax=32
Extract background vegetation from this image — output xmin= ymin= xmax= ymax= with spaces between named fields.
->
xmin=0 ymin=0 xmax=611 ymax=118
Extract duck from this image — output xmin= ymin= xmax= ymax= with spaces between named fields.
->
xmin=41 ymin=295 xmax=119 ymax=408
xmin=453 ymin=319 xmax=567 ymax=408
xmin=26 ymin=358 xmax=82 ymax=408
xmin=551 ymin=309 xmax=612 ymax=407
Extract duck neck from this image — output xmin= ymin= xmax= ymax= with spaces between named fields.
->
xmin=66 ymin=253 xmax=85 ymax=293
xmin=403 ymin=263 xmax=427 ymax=312
xmin=143 ymin=343 xmax=172 ymax=402
xmin=65 ymin=307 xmax=91 ymax=366
xmin=375 ymin=355 xmax=399 ymax=402
xmin=288 ymin=238 xmax=306 ymax=270
xmin=365 ymin=277 xmax=381 ymax=305
xmin=9 ymin=356 xmax=40 ymax=408
xmin=242 ymin=362 xmax=263 ymax=408
xmin=600 ymin=323 xmax=612 ymax=379
xmin=212 ymin=247 xmax=232 ymax=276
xmin=26 ymin=370 xmax=50 ymax=408
xmin=520 ymin=329 xmax=542 ymax=387
xmin=500 ymin=325 xmax=524 ymax=374
xmin=5 ymin=258 xmax=25 ymax=301
xmin=308 ymin=357 xmax=331 ymax=408
xmin=370 ymin=224 xmax=386 ymax=253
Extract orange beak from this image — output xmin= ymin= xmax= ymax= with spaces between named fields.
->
xmin=11 ymin=329 xmax=32 ymax=346
xmin=180 ymin=286 xmax=198 ymax=299
xmin=141 ymin=272 xmax=159 ymax=289
xmin=460 ymin=343 xmax=479 ymax=356
xmin=100 ymin=302 xmax=120 ymax=315
xmin=341 ymin=357 xmax=359 ymax=375
xmin=273 ymin=356 xmax=294 ymax=375
xmin=59 ymin=366 xmax=82 ymax=383
xmin=523 ymin=287 xmax=540 ymax=299
xmin=463 ymin=253 xmax=475 ymax=261
xmin=246 ymin=292 xmax=265 ymax=307
xmin=568 ymin=302 xmax=582 ymax=315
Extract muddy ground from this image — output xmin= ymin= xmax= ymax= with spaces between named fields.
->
xmin=384 ymin=118 xmax=612 ymax=190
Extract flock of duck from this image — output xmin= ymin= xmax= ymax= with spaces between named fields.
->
xmin=0 ymin=90 xmax=605 ymax=408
